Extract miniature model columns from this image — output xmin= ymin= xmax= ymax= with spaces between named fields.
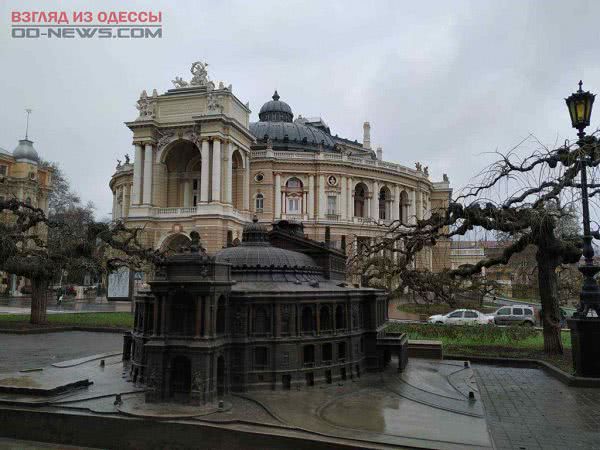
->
xmin=131 ymin=143 xmax=143 ymax=205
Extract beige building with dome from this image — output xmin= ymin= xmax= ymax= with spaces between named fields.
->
xmin=0 ymin=137 xmax=53 ymax=295
xmin=110 ymin=62 xmax=452 ymax=273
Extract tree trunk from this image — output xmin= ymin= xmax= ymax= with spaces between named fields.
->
xmin=30 ymin=277 xmax=49 ymax=325
xmin=536 ymin=251 xmax=563 ymax=355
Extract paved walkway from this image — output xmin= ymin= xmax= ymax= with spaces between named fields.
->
xmin=0 ymin=332 xmax=122 ymax=372
xmin=474 ymin=364 xmax=600 ymax=450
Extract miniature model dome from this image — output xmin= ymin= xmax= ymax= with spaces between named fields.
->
xmin=215 ymin=217 xmax=323 ymax=281
xmin=13 ymin=139 xmax=39 ymax=164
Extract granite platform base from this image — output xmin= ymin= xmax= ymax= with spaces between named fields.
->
xmin=0 ymin=355 xmax=493 ymax=450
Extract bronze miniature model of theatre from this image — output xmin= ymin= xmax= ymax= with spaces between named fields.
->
xmin=125 ymin=219 xmax=407 ymax=404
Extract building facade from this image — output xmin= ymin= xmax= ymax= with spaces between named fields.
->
xmin=0 ymin=138 xmax=52 ymax=295
xmin=110 ymin=62 xmax=452 ymax=271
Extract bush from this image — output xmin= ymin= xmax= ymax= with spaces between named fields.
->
xmin=387 ymin=322 xmax=539 ymax=346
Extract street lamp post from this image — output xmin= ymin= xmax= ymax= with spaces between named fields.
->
xmin=566 ymin=80 xmax=600 ymax=378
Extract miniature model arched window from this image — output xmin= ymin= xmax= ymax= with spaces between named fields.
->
xmin=338 ymin=342 xmax=347 ymax=360
xmin=335 ymin=305 xmax=346 ymax=329
xmin=255 ymin=193 xmax=264 ymax=212
xmin=254 ymin=306 xmax=269 ymax=335
xmin=170 ymin=290 xmax=195 ymax=336
xmin=301 ymin=306 xmax=314 ymax=333
xmin=303 ymin=344 xmax=315 ymax=365
xmin=322 ymin=343 xmax=333 ymax=362
xmin=354 ymin=183 xmax=368 ymax=218
xmin=320 ymin=305 xmax=331 ymax=331
xmin=216 ymin=296 xmax=226 ymax=334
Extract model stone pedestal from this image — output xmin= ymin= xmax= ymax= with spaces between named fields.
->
xmin=567 ymin=317 xmax=600 ymax=378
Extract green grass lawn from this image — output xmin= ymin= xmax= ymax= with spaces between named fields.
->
xmin=387 ymin=322 xmax=574 ymax=373
xmin=0 ymin=312 xmax=133 ymax=329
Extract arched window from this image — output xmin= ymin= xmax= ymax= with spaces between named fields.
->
xmin=254 ymin=306 xmax=269 ymax=335
xmin=335 ymin=305 xmax=346 ymax=330
xmin=285 ymin=177 xmax=303 ymax=215
xmin=255 ymin=193 xmax=264 ymax=212
xmin=379 ymin=187 xmax=391 ymax=220
xmin=301 ymin=306 xmax=314 ymax=333
xmin=320 ymin=305 xmax=331 ymax=331
xmin=354 ymin=183 xmax=367 ymax=218
xmin=231 ymin=150 xmax=244 ymax=210
xmin=286 ymin=177 xmax=303 ymax=188
xmin=399 ymin=190 xmax=409 ymax=225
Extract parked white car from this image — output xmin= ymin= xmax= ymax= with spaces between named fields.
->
xmin=428 ymin=309 xmax=493 ymax=325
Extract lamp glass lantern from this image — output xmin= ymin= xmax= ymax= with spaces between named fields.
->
xmin=566 ymin=81 xmax=596 ymax=133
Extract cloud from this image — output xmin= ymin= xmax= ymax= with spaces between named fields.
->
xmin=1 ymin=0 xmax=599 ymax=217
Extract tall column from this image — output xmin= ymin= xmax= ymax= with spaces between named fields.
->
xmin=307 ymin=175 xmax=314 ymax=219
xmin=347 ymin=177 xmax=353 ymax=219
xmin=393 ymin=185 xmax=400 ymax=221
xmin=131 ymin=143 xmax=143 ymax=205
xmin=112 ymin=190 xmax=117 ymax=220
xmin=371 ymin=181 xmax=379 ymax=219
xmin=121 ymin=185 xmax=127 ymax=218
xmin=243 ymin=154 xmax=250 ymax=210
xmin=340 ymin=176 xmax=347 ymax=219
xmin=225 ymin=142 xmax=233 ymax=204
xmin=211 ymin=138 xmax=221 ymax=202
xmin=142 ymin=143 xmax=153 ymax=205
xmin=318 ymin=175 xmax=326 ymax=218
xmin=274 ymin=173 xmax=281 ymax=218
xmin=417 ymin=191 xmax=423 ymax=220
xmin=123 ymin=184 xmax=130 ymax=217
xmin=200 ymin=140 xmax=210 ymax=202
xmin=183 ymin=180 xmax=191 ymax=207
xmin=409 ymin=190 xmax=417 ymax=224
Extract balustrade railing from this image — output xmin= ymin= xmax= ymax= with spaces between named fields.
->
xmin=250 ymin=150 xmax=426 ymax=178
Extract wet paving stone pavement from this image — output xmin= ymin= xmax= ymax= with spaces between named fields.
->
xmin=474 ymin=364 xmax=600 ymax=450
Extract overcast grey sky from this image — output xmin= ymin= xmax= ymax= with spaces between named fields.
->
xmin=1 ymin=0 xmax=600 ymax=218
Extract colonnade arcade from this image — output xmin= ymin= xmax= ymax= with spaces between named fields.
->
xmin=269 ymin=174 xmax=423 ymax=224
xmin=129 ymin=135 xmax=250 ymax=211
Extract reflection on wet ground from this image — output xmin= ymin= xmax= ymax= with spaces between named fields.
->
xmin=0 ymin=353 xmax=492 ymax=449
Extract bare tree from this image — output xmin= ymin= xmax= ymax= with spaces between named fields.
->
xmin=354 ymin=134 xmax=599 ymax=355
xmin=0 ymin=198 xmax=162 ymax=324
